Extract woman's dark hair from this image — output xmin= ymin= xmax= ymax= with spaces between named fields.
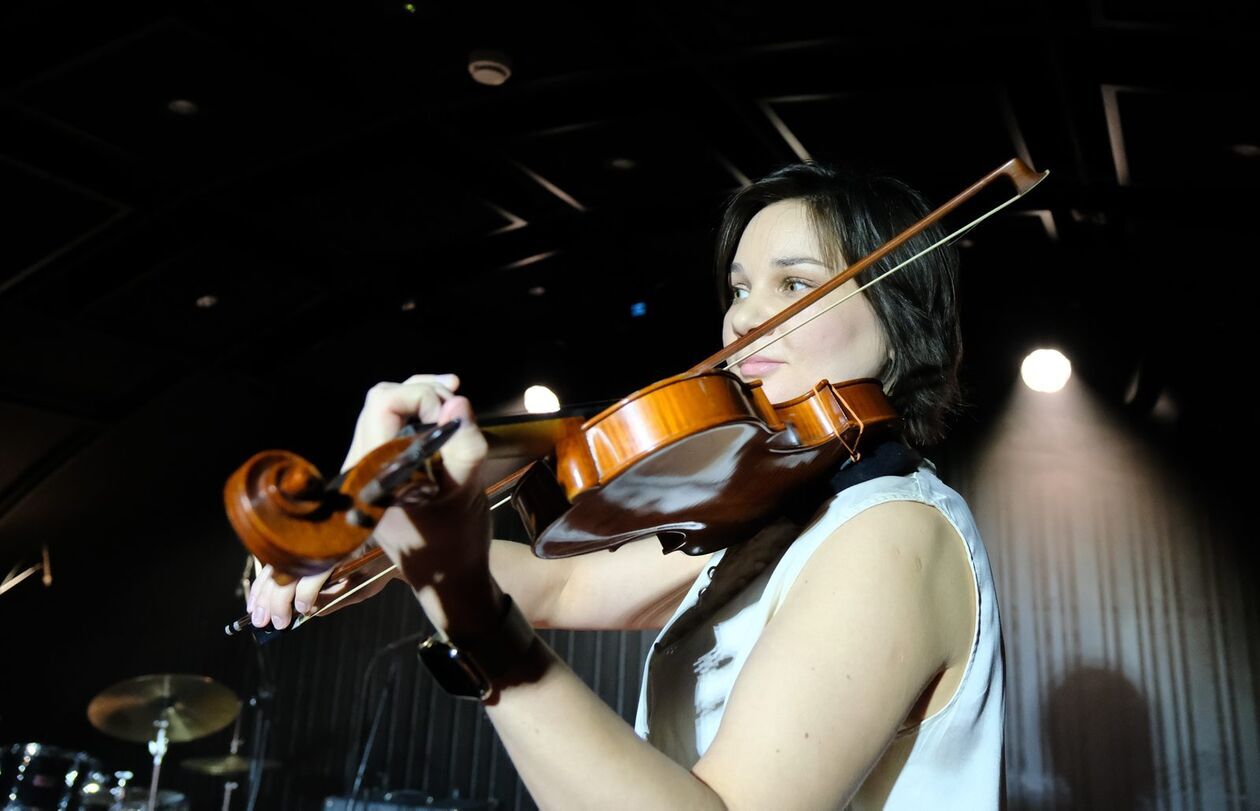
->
xmin=714 ymin=162 xmax=963 ymax=447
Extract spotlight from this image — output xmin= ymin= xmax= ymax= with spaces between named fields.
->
xmin=523 ymin=385 xmax=560 ymax=414
xmin=1021 ymin=349 xmax=1071 ymax=393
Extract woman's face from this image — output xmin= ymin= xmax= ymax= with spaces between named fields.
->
xmin=721 ymin=199 xmax=889 ymax=404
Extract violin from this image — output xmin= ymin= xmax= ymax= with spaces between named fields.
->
xmin=223 ymin=157 xmax=1047 ymax=631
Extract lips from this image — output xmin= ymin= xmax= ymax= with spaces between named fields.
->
xmin=738 ymin=355 xmax=785 ymax=378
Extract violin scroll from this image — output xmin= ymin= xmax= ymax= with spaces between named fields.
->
xmin=224 ymin=423 xmax=460 ymax=581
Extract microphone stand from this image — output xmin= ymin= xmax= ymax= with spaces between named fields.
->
xmin=346 ymin=631 xmax=427 ymax=810
xmin=245 ymin=643 xmax=275 ymax=811
xmin=351 ymin=657 xmax=401 ymax=810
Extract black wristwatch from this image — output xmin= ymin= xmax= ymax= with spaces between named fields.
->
xmin=417 ymin=595 xmax=539 ymax=702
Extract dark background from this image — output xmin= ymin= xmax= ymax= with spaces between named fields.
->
xmin=2 ymin=1 xmax=1257 ymax=809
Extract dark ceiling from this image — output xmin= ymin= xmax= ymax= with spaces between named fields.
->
xmin=2 ymin=0 xmax=1258 ymax=564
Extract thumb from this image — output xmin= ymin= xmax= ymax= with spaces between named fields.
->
xmin=434 ymin=396 xmax=487 ymax=489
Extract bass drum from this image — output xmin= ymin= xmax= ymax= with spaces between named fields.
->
xmin=1 ymin=742 xmax=101 ymax=810
xmin=83 ymin=787 xmax=187 ymax=811
xmin=74 ymin=770 xmax=131 ymax=809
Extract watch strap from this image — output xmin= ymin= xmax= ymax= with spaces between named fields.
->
xmin=417 ymin=594 xmax=540 ymax=702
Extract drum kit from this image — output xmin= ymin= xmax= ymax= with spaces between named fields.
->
xmin=2 ymin=674 xmax=277 ymax=811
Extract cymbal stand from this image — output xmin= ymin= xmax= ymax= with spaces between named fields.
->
xmin=146 ymin=718 xmax=170 ymax=811
xmin=220 ymin=713 xmax=245 ymax=811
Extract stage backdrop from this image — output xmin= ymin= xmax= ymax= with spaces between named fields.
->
xmin=945 ymin=382 xmax=1259 ymax=810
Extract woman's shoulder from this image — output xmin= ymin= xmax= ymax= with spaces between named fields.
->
xmin=767 ymin=461 xmax=974 ymax=605
xmin=811 ymin=496 xmax=960 ymax=562
xmin=774 ymin=470 xmax=955 ymax=562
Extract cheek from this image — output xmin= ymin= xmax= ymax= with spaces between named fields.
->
xmin=792 ymin=307 xmax=854 ymax=355
xmin=720 ymin=310 xmax=736 ymax=345
xmin=785 ymin=303 xmax=884 ymax=379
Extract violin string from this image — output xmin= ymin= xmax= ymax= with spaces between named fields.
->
xmin=302 ymin=564 xmax=398 ymax=624
xmin=721 ymin=188 xmax=1027 ymax=371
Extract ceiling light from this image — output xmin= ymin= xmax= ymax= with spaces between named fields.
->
xmin=609 ymin=157 xmax=636 ymax=171
xmin=168 ymin=99 xmax=199 ymax=116
xmin=528 ymin=286 xmax=546 ymax=296
xmin=523 ymin=385 xmax=560 ymax=414
xmin=1152 ymin=390 xmax=1179 ymax=423
xmin=468 ymin=50 xmax=512 ymax=86
xmin=1230 ymin=144 xmax=1260 ymax=159
xmin=1021 ymin=348 xmax=1071 ymax=393
xmin=195 ymin=294 xmax=218 ymax=309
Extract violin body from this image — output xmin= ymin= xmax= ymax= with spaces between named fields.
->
xmin=515 ymin=371 xmax=897 ymax=557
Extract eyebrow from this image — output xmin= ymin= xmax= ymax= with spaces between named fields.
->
xmin=730 ymin=256 xmax=828 ymax=274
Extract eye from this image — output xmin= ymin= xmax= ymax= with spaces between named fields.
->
xmin=729 ymin=285 xmax=749 ymax=300
xmin=782 ymin=277 xmax=813 ymax=294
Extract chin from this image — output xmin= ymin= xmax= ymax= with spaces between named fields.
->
xmin=758 ymin=379 xmax=797 ymax=405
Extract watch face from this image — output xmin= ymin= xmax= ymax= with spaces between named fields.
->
xmin=418 ymin=638 xmax=491 ymax=701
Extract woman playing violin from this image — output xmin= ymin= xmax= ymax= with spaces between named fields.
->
xmin=247 ymin=163 xmax=1003 ymax=809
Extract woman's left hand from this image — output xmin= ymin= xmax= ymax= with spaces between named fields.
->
xmin=370 ymin=392 xmax=503 ymax=636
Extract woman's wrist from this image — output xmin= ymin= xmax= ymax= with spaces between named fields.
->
xmin=415 ymin=569 xmax=504 ymax=639
xmin=416 ymin=589 xmax=552 ymax=704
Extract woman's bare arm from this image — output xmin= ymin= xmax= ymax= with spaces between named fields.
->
xmin=492 ymin=536 xmax=711 ymax=630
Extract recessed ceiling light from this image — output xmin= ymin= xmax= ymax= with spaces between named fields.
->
xmin=468 ymin=50 xmax=512 ymax=86
xmin=1021 ymin=348 xmax=1071 ymax=393
xmin=168 ymin=99 xmax=199 ymax=116
xmin=195 ymin=294 xmax=218 ymax=309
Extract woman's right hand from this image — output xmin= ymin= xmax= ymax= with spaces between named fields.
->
xmin=247 ymin=564 xmax=333 ymax=630
xmin=246 ymin=559 xmax=399 ymax=629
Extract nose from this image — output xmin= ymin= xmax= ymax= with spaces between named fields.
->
xmin=728 ymin=287 xmax=779 ymax=338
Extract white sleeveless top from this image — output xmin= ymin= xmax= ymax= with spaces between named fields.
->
xmin=633 ymin=460 xmax=1004 ymax=809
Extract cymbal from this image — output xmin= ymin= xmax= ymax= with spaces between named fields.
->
xmin=182 ymin=754 xmax=280 ymax=776
xmin=87 ymin=674 xmax=242 ymax=744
